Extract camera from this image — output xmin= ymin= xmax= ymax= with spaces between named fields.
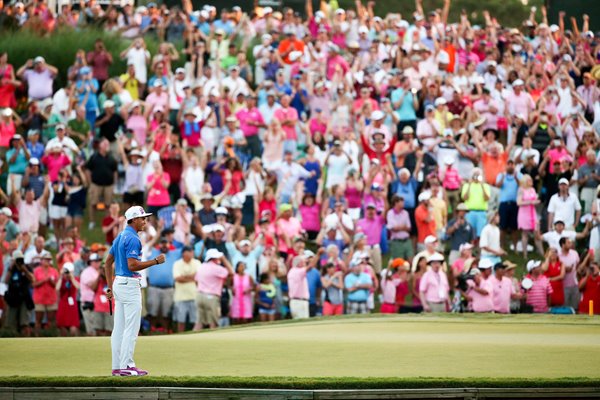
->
xmin=456 ymin=273 xmax=473 ymax=292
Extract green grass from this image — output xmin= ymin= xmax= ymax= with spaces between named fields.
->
xmin=1 ymin=315 xmax=599 ymax=387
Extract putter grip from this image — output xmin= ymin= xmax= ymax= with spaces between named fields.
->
xmin=109 ymin=299 xmax=113 ymax=316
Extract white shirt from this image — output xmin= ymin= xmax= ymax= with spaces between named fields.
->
xmin=547 ymin=192 xmax=582 ymax=229
xmin=479 ymin=224 xmax=500 ymax=258
xmin=542 ymin=230 xmax=577 ymax=251
xmin=45 ymin=136 xmax=79 ymax=160
xmin=125 ymin=47 xmax=150 ymax=84
xmin=259 ymin=102 xmax=282 ymax=125
xmin=323 ymin=212 xmax=354 ymax=240
xmin=325 ymin=153 xmax=350 ymax=189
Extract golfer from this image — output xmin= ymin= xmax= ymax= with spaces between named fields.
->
xmin=105 ymin=206 xmax=166 ymax=376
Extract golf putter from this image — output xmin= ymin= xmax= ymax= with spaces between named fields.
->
xmin=109 ymin=298 xmax=113 ymax=316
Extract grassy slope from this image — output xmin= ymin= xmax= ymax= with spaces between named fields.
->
xmin=1 ymin=315 xmax=599 ymax=387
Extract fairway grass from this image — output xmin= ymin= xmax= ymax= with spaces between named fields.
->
xmin=1 ymin=314 xmax=599 ymax=387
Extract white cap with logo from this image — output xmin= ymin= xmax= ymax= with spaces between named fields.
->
xmin=124 ymin=206 xmax=152 ymax=221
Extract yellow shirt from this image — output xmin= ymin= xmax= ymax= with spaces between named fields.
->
xmin=461 ymin=182 xmax=490 ymax=211
xmin=429 ymin=197 xmax=447 ymax=231
xmin=173 ymin=259 xmax=201 ymax=302
xmin=120 ymin=73 xmax=139 ymax=101
xmin=434 ymin=110 xmax=453 ymax=133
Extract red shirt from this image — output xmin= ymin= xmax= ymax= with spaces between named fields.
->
xmin=579 ymin=274 xmax=600 ymax=315
xmin=102 ymin=215 xmax=118 ymax=244
xmin=33 ymin=266 xmax=59 ymax=305
xmin=415 ymin=204 xmax=436 ymax=243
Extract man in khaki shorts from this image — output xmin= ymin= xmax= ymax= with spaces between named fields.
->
xmin=193 ymin=249 xmax=233 ymax=330
xmin=84 ymin=138 xmax=118 ymax=229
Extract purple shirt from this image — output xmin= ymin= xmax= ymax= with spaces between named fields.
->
xmin=23 ymin=68 xmax=54 ymax=100
xmin=386 ymin=208 xmax=411 ymax=240
xmin=356 ymin=216 xmax=384 ymax=246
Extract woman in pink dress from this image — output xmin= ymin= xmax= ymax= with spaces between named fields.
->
xmin=231 ymin=262 xmax=254 ymax=324
xmin=517 ymin=174 xmax=544 ymax=258
xmin=125 ymin=101 xmax=148 ymax=145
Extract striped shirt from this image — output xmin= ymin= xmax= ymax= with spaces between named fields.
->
xmin=525 ymin=274 xmax=553 ymax=313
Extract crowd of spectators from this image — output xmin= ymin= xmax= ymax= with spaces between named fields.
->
xmin=1 ymin=0 xmax=600 ymax=337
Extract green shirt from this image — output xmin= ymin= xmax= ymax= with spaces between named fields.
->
xmin=461 ymin=182 xmax=490 ymax=211
xmin=67 ymin=118 xmax=91 ymax=146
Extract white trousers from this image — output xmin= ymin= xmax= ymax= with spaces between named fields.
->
xmin=111 ymin=276 xmax=142 ymax=370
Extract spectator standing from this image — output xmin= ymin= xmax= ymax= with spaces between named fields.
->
xmin=419 ymin=253 xmax=449 ymax=313
xmin=2 ymin=250 xmax=34 ymax=336
xmin=231 ymin=261 xmax=254 ymax=324
xmin=558 ymin=237 xmax=581 ymax=311
xmin=194 ymin=249 xmax=233 ymax=330
xmin=287 ymin=255 xmax=312 ymax=319
xmin=490 ymin=263 xmax=517 ymax=314
xmin=85 ymin=138 xmax=118 ymax=229
xmin=344 ymin=259 xmax=373 ymax=315
xmin=547 ymin=178 xmax=582 ymax=231
xmin=32 ymin=253 xmax=58 ymax=336
xmin=172 ymin=246 xmax=201 ymax=332
xmin=147 ymin=238 xmax=180 ymax=331
xmin=386 ymin=195 xmax=413 ymax=261
xmin=16 ymin=56 xmax=58 ymax=101
xmin=55 ymin=262 xmax=80 ymax=336
xmin=542 ymin=248 xmax=565 ymax=307
xmin=524 ymin=260 xmax=553 ymax=313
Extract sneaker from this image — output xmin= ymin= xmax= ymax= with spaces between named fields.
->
xmin=112 ymin=369 xmax=124 ymax=376
xmin=121 ymin=366 xmax=148 ymax=376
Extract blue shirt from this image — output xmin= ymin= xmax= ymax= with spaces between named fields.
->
xmin=307 ymin=268 xmax=322 ymax=305
xmin=226 ymin=243 xmax=264 ymax=281
xmin=496 ymin=172 xmax=522 ymax=203
xmin=147 ymin=247 xmax=182 ymax=287
xmin=391 ymin=88 xmax=417 ymax=120
xmin=344 ymin=272 xmax=372 ymax=302
xmin=6 ymin=148 xmax=29 ymax=174
xmin=393 ymin=178 xmax=417 ymax=209
xmin=27 ymin=142 xmax=45 ymax=161
xmin=109 ymin=225 xmax=142 ymax=278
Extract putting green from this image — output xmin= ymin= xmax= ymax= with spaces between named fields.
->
xmin=2 ymin=314 xmax=599 ymax=379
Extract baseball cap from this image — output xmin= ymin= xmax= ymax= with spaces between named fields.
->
xmin=103 ymin=100 xmax=115 ymax=108
xmin=434 ymin=97 xmax=447 ymax=106
xmin=391 ymin=258 xmax=409 ymax=270
xmin=62 ymin=262 xmax=75 ymax=273
xmin=89 ymin=253 xmax=101 ymax=262
xmin=456 ymin=203 xmax=468 ymax=212
xmin=418 ymin=191 xmax=431 ymax=202
xmin=444 ymin=156 xmax=455 ymax=165
xmin=371 ymin=110 xmax=385 ymax=120
xmin=205 ymin=248 xmax=223 ymax=261
xmin=1 ymin=108 xmax=11 ymax=117
xmin=212 ymin=224 xmax=225 ymax=233
xmin=29 ymin=157 xmax=40 ymax=166
xmin=459 ymin=242 xmax=473 ymax=252
xmin=1 ymin=207 xmax=12 ymax=217
xmin=80 ymin=66 xmax=91 ymax=75
xmin=526 ymin=260 xmax=541 ymax=272
xmin=124 ymin=206 xmax=152 ymax=221
xmin=175 ymin=67 xmax=185 ymax=74
xmin=279 ymin=203 xmax=293 ymax=212
xmin=478 ymin=259 xmax=494 ymax=270
xmin=558 ymin=178 xmax=569 ymax=185
xmin=553 ymin=218 xmax=565 ymax=225
xmin=55 ymin=123 xmax=65 ymax=130
xmin=176 ymin=198 xmax=188 ymax=207
xmin=34 ymin=56 xmax=45 ymax=64
xmin=239 ymin=239 xmax=251 ymax=247
xmin=512 ymin=79 xmax=524 ymax=87
xmin=427 ymin=253 xmax=445 ymax=263
xmin=424 ymin=235 xmax=438 ymax=244
xmin=215 ymin=206 xmax=228 ymax=215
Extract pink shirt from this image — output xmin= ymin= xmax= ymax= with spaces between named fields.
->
xmin=146 ymin=172 xmax=171 ymax=206
xmin=468 ymin=277 xmax=494 ymax=312
xmin=381 ymin=274 xmax=401 ymax=304
xmin=195 ymin=261 xmax=228 ymax=296
xmin=490 ymin=275 xmax=514 ymax=314
xmin=559 ymin=249 xmax=580 ymax=288
xmin=276 ymin=217 xmax=303 ymax=253
xmin=547 ymin=148 xmax=570 ymax=173
xmin=299 ymin=204 xmax=320 ymax=232
xmin=356 ymin=216 xmax=384 ymax=245
xmin=525 ymin=274 xmax=553 ymax=313
xmin=287 ymin=266 xmax=308 ymax=299
xmin=236 ymin=107 xmax=265 ymax=137
xmin=126 ymin=115 xmax=148 ymax=145
xmin=41 ymin=154 xmax=71 ymax=182
xmin=18 ymin=199 xmax=41 ymax=233
xmin=419 ymin=268 xmax=450 ymax=303
xmin=441 ymin=167 xmax=461 ymax=190
xmin=273 ymin=107 xmax=299 ymax=140
xmin=146 ymin=92 xmax=169 ymax=111
xmin=506 ymin=91 xmax=535 ymax=120
xmin=80 ymin=266 xmax=99 ymax=303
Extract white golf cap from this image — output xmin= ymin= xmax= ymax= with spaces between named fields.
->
xmin=1 ymin=207 xmax=12 ymax=217
xmin=212 ymin=224 xmax=225 ymax=232
xmin=424 ymin=235 xmax=438 ymax=244
xmin=512 ymin=79 xmax=524 ymax=86
xmin=29 ymin=157 xmax=40 ymax=165
xmin=175 ymin=67 xmax=185 ymax=74
xmin=418 ymin=191 xmax=431 ymax=202
xmin=459 ymin=242 xmax=473 ymax=252
xmin=215 ymin=206 xmax=228 ymax=215
xmin=62 ymin=262 xmax=75 ymax=273
xmin=303 ymin=249 xmax=316 ymax=259
xmin=550 ymin=24 xmax=559 ymax=32
xmin=434 ymin=97 xmax=447 ymax=106
xmin=239 ymin=239 xmax=251 ymax=247
xmin=427 ymin=253 xmax=444 ymax=263
xmin=478 ymin=259 xmax=494 ymax=270
xmin=558 ymin=178 xmax=569 ymax=185
xmin=444 ymin=156 xmax=455 ymax=165
xmin=526 ymin=260 xmax=541 ymax=272
xmin=436 ymin=51 xmax=450 ymax=64
xmin=1 ymin=108 xmax=12 ymax=117
xmin=89 ymin=253 xmax=101 ymax=262
xmin=263 ymin=6 xmax=273 ymax=14
xmin=204 ymin=248 xmax=224 ymax=261
xmin=371 ymin=110 xmax=385 ymax=120
xmin=335 ymin=8 xmax=345 ymax=14
xmin=359 ymin=25 xmax=369 ymax=34
xmin=103 ymin=99 xmax=115 ymax=108
xmin=34 ymin=56 xmax=45 ymax=63
xmin=124 ymin=205 xmax=152 ymax=221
